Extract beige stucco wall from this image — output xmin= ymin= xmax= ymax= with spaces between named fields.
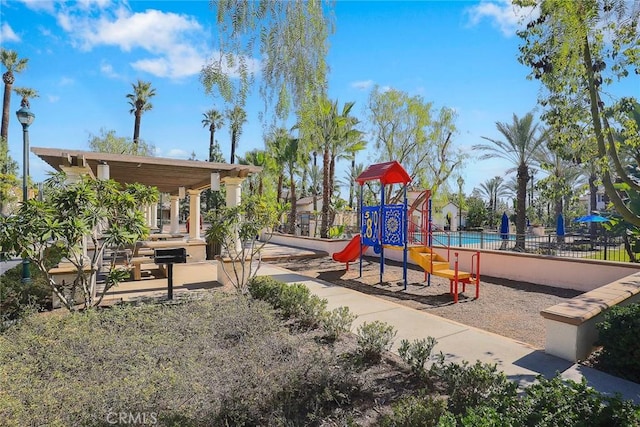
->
xmin=265 ymin=234 xmax=639 ymax=292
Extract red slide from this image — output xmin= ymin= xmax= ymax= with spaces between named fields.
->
xmin=332 ymin=235 xmax=367 ymax=271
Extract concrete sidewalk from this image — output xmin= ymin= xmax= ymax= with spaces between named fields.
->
xmin=257 ymin=263 xmax=640 ymax=404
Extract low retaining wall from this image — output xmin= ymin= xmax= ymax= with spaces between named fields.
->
xmin=540 ymin=272 xmax=640 ymax=361
xmin=265 ymin=234 xmax=639 ymax=292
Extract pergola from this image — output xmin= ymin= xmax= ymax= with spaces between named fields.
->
xmin=31 ymin=147 xmax=261 ymax=245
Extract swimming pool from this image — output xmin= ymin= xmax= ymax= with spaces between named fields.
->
xmin=427 ymin=231 xmax=513 ymax=247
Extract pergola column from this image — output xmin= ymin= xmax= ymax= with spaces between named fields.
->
xmin=223 ymin=177 xmax=245 ymax=253
xmin=188 ymin=189 xmax=203 ymax=241
xmin=150 ymin=203 xmax=158 ymax=229
xmin=169 ymin=195 xmax=180 ymax=234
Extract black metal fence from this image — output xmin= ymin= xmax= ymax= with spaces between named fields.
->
xmin=423 ymin=231 xmax=633 ymax=262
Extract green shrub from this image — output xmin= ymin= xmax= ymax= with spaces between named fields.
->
xmin=432 ymin=359 xmax=519 ymax=416
xmin=356 ymin=320 xmax=396 ymax=363
xmin=322 ymin=306 xmax=357 ymax=341
xmin=595 ymin=303 xmax=640 ymax=383
xmin=398 ymin=337 xmax=437 ymax=377
xmin=248 ymin=276 xmax=327 ymax=327
xmin=248 ymin=275 xmax=284 ymax=304
xmin=523 ymin=375 xmax=640 ymax=427
xmin=380 ymin=393 xmax=449 ymax=427
xmin=0 ymin=263 xmax=51 ymax=327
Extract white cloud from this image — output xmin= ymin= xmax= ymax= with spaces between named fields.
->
xmin=466 ymin=0 xmax=538 ymax=37
xmin=58 ymin=77 xmax=74 ymax=86
xmin=0 ymin=23 xmax=20 ymax=43
xmin=351 ymin=79 xmax=374 ymax=90
xmin=47 ymin=95 xmax=60 ymax=103
xmin=100 ymin=60 xmax=122 ymax=79
xmin=56 ymin=6 xmax=212 ymax=79
xmin=164 ymin=148 xmax=190 ymax=159
xmin=19 ymin=0 xmax=56 ymax=13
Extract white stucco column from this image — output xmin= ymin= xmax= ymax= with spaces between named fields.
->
xmin=170 ymin=195 xmax=180 ymax=234
xmin=150 ymin=203 xmax=158 ymax=229
xmin=223 ymin=177 xmax=246 ymax=253
xmin=188 ymin=189 xmax=203 ymax=241
xmin=97 ymin=163 xmax=110 ymax=180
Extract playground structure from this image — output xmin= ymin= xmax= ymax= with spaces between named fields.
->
xmin=332 ymin=161 xmax=480 ymax=303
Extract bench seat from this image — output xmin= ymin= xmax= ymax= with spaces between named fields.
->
xmin=540 ymin=272 xmax=640 ymax=361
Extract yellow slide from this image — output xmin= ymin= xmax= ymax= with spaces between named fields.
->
xmin=408 ymin=246 xmax=471 ymax=281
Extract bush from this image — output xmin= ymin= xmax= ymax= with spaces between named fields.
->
xmin=0 ymin=263 xmax=51 ymax=327
xmin=248 ymin=276 xmax=327 ymax=328
xmin=380 ymin=393 xmax=449 ymax=427
xmin=431 ymin=359 xmax=519 ymax=416
xmin=356 ymin=320 xmax=396 ymax=363
xmin=322 ymin=306 xmax=357 ymax=341
xmin=595 ymin=303 xmax=640 ymax=383
xmin=522 ymin=375 xmax=640 ymax=426
xmin=398 ymin=337 xmax=437 ymax=377
xmin=0 ymin=293 xmax=363 ymax=426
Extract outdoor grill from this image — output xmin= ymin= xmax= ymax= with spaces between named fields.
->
xmin=154 ymin=248 xmax=187 ymax=300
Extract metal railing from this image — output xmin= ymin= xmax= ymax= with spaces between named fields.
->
xmin=412 ymin=230 xmax=633 ymax=262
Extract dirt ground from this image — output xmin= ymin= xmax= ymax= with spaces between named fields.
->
xmin=269 ymin=255 xmax=582 ymax=349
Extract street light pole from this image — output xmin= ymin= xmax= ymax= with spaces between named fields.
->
xmin=16 ymin=105 xmax=35 ymax=284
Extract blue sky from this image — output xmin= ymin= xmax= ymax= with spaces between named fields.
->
xmin=1 ymin=1 xmax=634 ymax=196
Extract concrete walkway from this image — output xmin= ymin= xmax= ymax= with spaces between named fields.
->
xmin=257 ymin=263 xmax=640 ymax=404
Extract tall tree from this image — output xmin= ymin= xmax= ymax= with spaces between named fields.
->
xmin=516 ymin=0 xmax=640 ymax=225
xmin=478 ymin=176 xmax=508 ymax=228
xmin=226 ymin=105 xmax=247 ymax=164
xmin=281 ymin=136 xmax=300 ymax=234
xmin=13 ymin=87 xmax=39 ymax=109
xmin=88 ymin=128 xmax=154 ymax=156
xmin=265 ymin=127 xmax=290 ymax=204
xmin=237 ymin=149 xmax=267 ymax=196
xmin=367 ymin=86 xmax=465 ymax=205
xmin=308 ymin=98 xmax=360 ymax=238
xmin=202 ymin=1 xmax=332 ymax=121
xmin=126 ymin=80 xmax=156 ymax=154
xmin=1 ymin=49 xmax=28 ymax=144
xmin=202 ymin=109 xmax=225 ymax=162
xmin=472 ymin=113 xmax=547 ymax=250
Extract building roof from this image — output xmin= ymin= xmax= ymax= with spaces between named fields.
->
xmin=31 ymin=147 xmax=261 ymax=195
xmin=355 ymin=161 xmax=411 ymax=186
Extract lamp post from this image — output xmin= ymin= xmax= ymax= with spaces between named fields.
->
xmin=16 ymin=105 xmax=35 ymax=283
xmin=457 ymin=176 xmax=464 ymax=231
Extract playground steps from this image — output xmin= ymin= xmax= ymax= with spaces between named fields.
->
xmin=430 ymin=269 xmax=472 ymax=281
xmin=408 ymin=247 xmax=449 ymax=273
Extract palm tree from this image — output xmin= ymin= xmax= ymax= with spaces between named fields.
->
xmin=478 ymin=176 xmax=508 ymax=228
xmin=1 ymin=49 xmax=28 ymax=144
xmin=202 ymin=109 xmax=224 ymax=162
xmin=473 ymin=112 xmax=547 ymax=250
xmin=311 ymin=99 xmax=364 ymax=238
xmin=226 ymin=106 xmax=247 ymax=164
xmin=237 ymin=149 xmax=267 ymax=196
xmin=13 ymin=87 xmax=39 ymax=109
xmin=126 ymin=80 xmax=156 ymax=154
xmin=281 ymin=136 xmax=300 ymax=234
xmin=266 ymin=127 xmax=291 ymax=203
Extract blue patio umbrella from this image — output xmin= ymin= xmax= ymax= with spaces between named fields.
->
xmin=556 ymin=213 xmax=565 ymax=236
xmin=575 ymin=214 xmax=609 ymax=223
xmin=500 ymin=212 xmax=509 ymax=240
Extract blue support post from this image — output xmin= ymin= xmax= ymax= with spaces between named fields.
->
xmin=428 ymin=196 xmax=432 ymax=287
xmin=379 ymin=183 xmax=384 ymax=284
xmin=403 ymin=184 xmax=408 ymax=290
xmin=359 ymin=184 xmax=363 ymax=278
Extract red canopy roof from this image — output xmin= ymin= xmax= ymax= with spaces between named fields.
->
xmin=355 ymin=161 xmax=411 ymax=185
